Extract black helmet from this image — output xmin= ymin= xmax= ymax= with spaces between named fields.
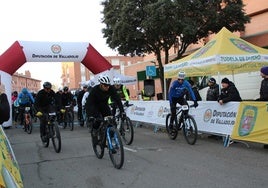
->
xmin=43 ymin=82 xmax=52 ymax=89
xmin=63 ymin=86 xmax=69 ymax=92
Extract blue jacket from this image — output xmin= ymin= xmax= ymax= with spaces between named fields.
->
xmin=168 ymin=80 xmax=196 ymax=103
xmin=18 ymin=90 xmax=35 ymax=105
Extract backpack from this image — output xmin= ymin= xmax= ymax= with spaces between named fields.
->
xmin=19 ymin=93 xmax=30 ymax=105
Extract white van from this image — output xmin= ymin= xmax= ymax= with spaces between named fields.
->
xmin=197 ymin=71 xmax=262 ymax=101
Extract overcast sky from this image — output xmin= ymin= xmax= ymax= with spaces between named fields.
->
xmin=0 ymin=0 xmax=117 ymax=86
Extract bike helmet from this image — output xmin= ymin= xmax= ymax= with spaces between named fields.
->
xmin=113 ymin=77 xmax=121 ymax=85
xmin=43 ymin=81 xmax=52 ymax=89
xmin=63 ymin=86 xmax=69 ymax=92
xmin=98 ymin=75 xmax=111 ymax=85
xmin=178 ymin=71 xmax=186 ymax=79
xmin=21 ymin=88 xmax=28 ymax=94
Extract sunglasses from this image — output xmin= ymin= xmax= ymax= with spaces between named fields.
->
xmin=178 ymin=79 xmax=184 ymax=81
xmin=102 ymin=84 xmax=110 ymax=88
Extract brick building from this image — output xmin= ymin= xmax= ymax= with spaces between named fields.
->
xmin=12 ymin=71 xmax=41 ymax=93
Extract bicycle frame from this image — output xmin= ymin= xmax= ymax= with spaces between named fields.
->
xmin=175 ymin=105 xmax=189 ymax=127
xmin=43 ymin=112 xmax=61 ymax=153
xmin=166 ymin=104 xmax=198 ymax=145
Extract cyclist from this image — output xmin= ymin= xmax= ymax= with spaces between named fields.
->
xmin=34 ymin=82 xmax=61 ymax=142
xmin=77 ymin=84 xmax=88 ymax=126
xmin=109 ymin=77 xmax=130 ymax=117
xmin=168 ymin=71 xmax=198 ymax=130
xmin=85 ymin=75 xmax=125 ymax=143
xmin=60 ymin=86 xmax=76 ymax=125
xmin=82 ymin=84 xmax=93 ymax=126
xmin=17 ymin=88 xmax=35 ymax=126
xmin=61 ymin=86 xmax=76 ymax=107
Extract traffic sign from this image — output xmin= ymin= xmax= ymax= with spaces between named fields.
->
xmin=146 ymin=66 xmax=156 ymax=77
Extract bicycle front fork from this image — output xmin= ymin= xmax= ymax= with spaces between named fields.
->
xmin=106 ymin=127 xmax=118 ymax=150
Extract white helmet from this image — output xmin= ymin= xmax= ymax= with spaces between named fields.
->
xmin=178 ymin=71 xmax=186 ymax=79
xmin=98 ymin=75 xmax=111 ymax=85
xmin=113 ymin=77 xmax=121 ymax=85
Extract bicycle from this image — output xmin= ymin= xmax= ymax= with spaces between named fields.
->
xmin=90 ymin=116 xmax=124 ymax=169
xmin=23 ymin=106 xmax=33 ymax=134
xmin=165 ymin=104 xmax=198 ymax=145
xmin=114 ymin=103 xmax=134 ymax=145
xmin=61 ymin=105 xmax=74 ymax=131
xmin=41 ymin=111 xmax=62 ymax=153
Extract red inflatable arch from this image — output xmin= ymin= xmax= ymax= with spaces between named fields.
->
xmin=0 ymin=41 xmax=112 ymax=75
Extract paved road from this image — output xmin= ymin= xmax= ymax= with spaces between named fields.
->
xmin=4 ymin=122 xmax=268 ymax=188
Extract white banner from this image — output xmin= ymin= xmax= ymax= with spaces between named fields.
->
xmin=82 ymin=69 xmax=137 ymax=86
xmin=126 ymin=100 xmax=240 ymax=135
xmin=19 ymin=41 xmax=89 ymax=62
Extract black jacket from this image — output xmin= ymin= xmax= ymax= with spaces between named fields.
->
xmin=85 ymin=85 xmax=124 ymax=118
xmin=0 ymin=93 xmax=10 ymax=124
xmin=260 ymin=78 xmax=268 ymax=101
xmin=34 ymin=89 xmax=61 ymax=113
xmin=218 ymin=81 xmax=242 ymax=103
xmin=206 ymin=83 xmax=220 ymax=101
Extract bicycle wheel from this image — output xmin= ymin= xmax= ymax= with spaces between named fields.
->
xmin=51 ymin=124 xmax=61 ymax=153
xmin=25 ymin=115 xmax=33 ymax=134
xmin=120 ymin=116 xmax=134 ymax=145
xmin=68 ymin=112 xmax=74 ymax=131
xmin=165 ymin=114 xmax=178 ymax=140
xmin=182 ymin=115 xmax=198 ymax=145
xmin=108 ymin=127 xmax=124 ymax=169
xmin=92 ymin=129 xmax=105 ymax=159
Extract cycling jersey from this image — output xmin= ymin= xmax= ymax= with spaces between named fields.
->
xmin=85 ymin=84 xmax=124 ymax=118
xmin=168 ymin=80 xmax=196 ymax=102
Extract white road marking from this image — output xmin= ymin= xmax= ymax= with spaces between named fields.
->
xmin=124 ymin=147 xmax=137 ymax=152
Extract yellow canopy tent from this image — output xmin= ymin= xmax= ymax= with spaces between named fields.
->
xmin=164 ymin=27 xmax=268 ymax=78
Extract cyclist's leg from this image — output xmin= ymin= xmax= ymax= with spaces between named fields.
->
xmin=178 ymin=98 xmax=189 ymax=114
xmin=19 ymin=106 xmax=24 ymax=125
xmin=39 ymin=117 xmax=47 ymax=141
xmin=169 ymin=98 xmax=177 ymax=129
xmin=177 ymin=98 xmax=188 ymax=125
xmin=77 ymin=105 xmax=82 ymax=121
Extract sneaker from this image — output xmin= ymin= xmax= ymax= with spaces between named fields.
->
xmin=263 ymin=144 xmax=268 ymax=149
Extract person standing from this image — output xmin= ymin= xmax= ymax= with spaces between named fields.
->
xmin=11 ymin=91 xmax=18 ymax=123
xmin=206 ymin=78 xmax=220 ymax=101
xmin=258 ymin=66 xmax=268 ymax=149
xmin=77 ymin=85 xmax=88 ymax=126
xmin=141 ymin=89 xmax=151 ymax=101
xmin=259 ymin=66 xmax=268 ymax=101
xmin=218 ymin=77 xmax=242 ymax=105
xmin=0 ymin=93 xmax=10 ymax=125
